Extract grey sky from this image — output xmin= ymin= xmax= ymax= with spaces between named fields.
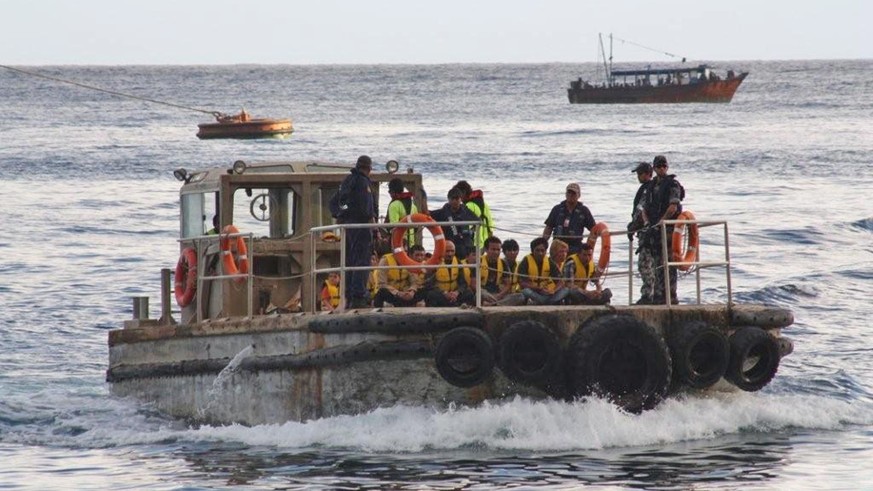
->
xmin=2 ymin=0 xmax=870 ymax=65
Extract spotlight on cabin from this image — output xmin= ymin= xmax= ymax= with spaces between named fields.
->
xmin=173 ymin=168 xmax=189 ymax=182
xmin=386 ymin=160 xmax=400 ymax=174
xmin=232 ymin=160 xmax=247 ymax=174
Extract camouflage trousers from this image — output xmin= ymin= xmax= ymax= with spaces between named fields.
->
xmin=638 ymin=238 xmax=678 ymax=304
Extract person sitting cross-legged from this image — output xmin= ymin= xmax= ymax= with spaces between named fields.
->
xmin=517 ymin=237 xmax=568 ymax=305
xmin=563 ymin=243 xmax=612 ymax=305
xmin=422 ymin=241 xmax=474 ymax=307
xmin=373 ymin=245 xmax=426 ymax=308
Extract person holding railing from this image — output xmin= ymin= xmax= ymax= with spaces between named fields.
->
xmin=628 ymin=161 xmax=655 ymax=304
xmin=641 ymin=155 xmax=685 ymax=304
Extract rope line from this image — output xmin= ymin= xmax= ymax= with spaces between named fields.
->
xmin=0 ymin=64 xmax=222 ymax=118
xmin=611 ymin=35 xmax=687 ymax=62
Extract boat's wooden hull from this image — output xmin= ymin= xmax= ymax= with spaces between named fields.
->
xmin=196 ymin=118 xmax=294 ymax=139
xmin=568 ymin=73 xmax=748 ymax=104
xmin=107 ymin=304 xmax=793 ymax=425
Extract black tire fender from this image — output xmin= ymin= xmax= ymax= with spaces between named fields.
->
xmin=435 ymin=326 xmax=495 ymax=388
xmin=725 ymin=327 xmax=780 ymax=392
xmin=498 ymin=320 xmax=562 ymax=386
xmin=668 ymin=321 xmax=729 ymax=389
xmin=568 ymin=314 xmax=671 ymax=413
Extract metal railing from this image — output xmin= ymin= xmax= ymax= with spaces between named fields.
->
xmin=310 ymin=221 xmax=482 ymax=312
xmin=658 ymin=218 xmax=731 ymax=307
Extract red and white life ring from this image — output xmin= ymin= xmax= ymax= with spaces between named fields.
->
xmin=672 ymin=210 xmax=699 ymax=271
xmin=220 ymin=224 xmax=249 ymax=283
xmin=585 ymin=222 xmax=612 ymax=274
xmin=174 ymin=247 xmax=198 ymax=307
xmin=390 ymin=213 xmax=446 ymax=272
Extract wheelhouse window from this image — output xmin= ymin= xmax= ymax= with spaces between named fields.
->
xmin=232 ymin=187 xmax=297 ymax=238
xmin=180 ymin=192 xmax=218 ymax=238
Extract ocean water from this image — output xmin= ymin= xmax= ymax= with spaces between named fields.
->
xmin=1 ymin=60 xmax=872 ymax=490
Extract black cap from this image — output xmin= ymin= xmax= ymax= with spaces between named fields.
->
xmin=653 ymin=155 xmax=668 ymax=166
xmin=631 ymin=162 xmax=652 ymax=173
xmin=356 ymin=155 xmax=372 ymax=168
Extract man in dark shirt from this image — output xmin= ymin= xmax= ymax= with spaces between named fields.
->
xmin=429 ymin=187 xmax=478 ymax=258
xmin=542 ymin=182 xmax=596 ymax=255
xmin=337 ymin=155 xmax=378 ymax=308
xmin=641 ymin=155 xmax=684 ymax=304
xmin=629 ymin=161 xmax=654 ymax=303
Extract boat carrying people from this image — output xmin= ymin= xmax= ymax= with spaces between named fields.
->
xmin=106 ymin=159 xmax=794 ymax=425
xmin=567 ymin=34 xmax=748 ymax=104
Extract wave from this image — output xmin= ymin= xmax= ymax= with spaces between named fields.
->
xmin=5 ymin=394 xmax=871 ymax=453
xmin=733 ymin=282 xmax=819 ymax=305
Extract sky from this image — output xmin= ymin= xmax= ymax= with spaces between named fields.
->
xmin=1 ymin=0 xmax=870 ymax=65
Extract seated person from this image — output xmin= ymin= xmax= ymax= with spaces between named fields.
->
xmin=373 ymin=245 xmax=426 ymax=307
xmin=479 ymin=236 xmax=511 ymax=305
xmin=422 ymin=242 xmax=474 ymax=307
xmin=517 ymin=237 xmax=568 ymax=305
xmin=563 ymin=243 xmax=612 ymax=305
xmin=549 ymin=238 xmax=570 ymax=270
xmin=501 ymin=239 xmax=521 ymax=293
xmin=367 ymin=252 xmax=381 ymax=300
xmin=320 ymin=272 xmax=342 ymax=312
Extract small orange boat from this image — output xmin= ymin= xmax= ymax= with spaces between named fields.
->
xmin=196 ymin=109 xmax=294 ymax=140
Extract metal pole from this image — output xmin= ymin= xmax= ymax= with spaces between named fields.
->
xmin=628 ymin=238 xmax=634 ymax=305
xmin=247 ymin=233 xmax=253 ymax=319
xmin=474 ymin=223 xmax=481 ymax=308
xmin=661 ymin=223 xmax=671 ymax=307
xmin=724 ymin=222 xmax=733 ymax=307
xmin=160 ymin=268 xmax=174 ymax=324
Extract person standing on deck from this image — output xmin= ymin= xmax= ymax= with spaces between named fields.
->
xmin=386 ymin=178 xmax=418 ymax=247
xmin=542 ymin=182 xmax=596 ymax=255
xmin=641 ymin=155 xmax=684 ymax=304
xmin=335 ymin=155 xmax=378 ymax=309
xmin=628 ymin=161 xmax=655 ymax=304
xmin=455 ymin=180 xmax=495 ymax=250
xmin=429 ymin=187 xmax=478 ymax=258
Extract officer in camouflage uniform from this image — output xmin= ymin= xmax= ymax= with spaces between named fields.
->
xmin=641 ymin=155 xmax=684 ymax=304
xmin=628 ymin=161 xmax=655 ymax=304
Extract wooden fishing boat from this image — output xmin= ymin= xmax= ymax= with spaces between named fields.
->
xmin=567 ymin=34 xmax=748 ymax=104
xmin=196 ymin=110 xmax=293 ymax=139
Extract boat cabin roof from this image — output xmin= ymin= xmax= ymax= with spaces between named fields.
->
xmin=179 ymin=160 xmax=361 ymax=194
xmin=611 ymin=64 xmax=713 ymax=77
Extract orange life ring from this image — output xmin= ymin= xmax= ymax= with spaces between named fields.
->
xmin=390 ymin=213 xmax=446 ymax=272
xmin=672 ymin=210 xmax=699 ymax=271
xmin=174 ymin=247 xmax=198 ymax=307
xmin=585 ymin=222 xmax=612 ymax=273
xmin=220 ymin=224 xmax=249 ymax=283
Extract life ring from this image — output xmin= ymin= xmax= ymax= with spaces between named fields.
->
xmin=567 ymin=314 xmax=671 ymax=413
xmin=220 ymin=224 xmax=249 ymax=283
xmin=672 ymin=210 xmax=699 ymax=272
xmin=585 ymin=222 xmax=611 ymax=273
xmin=174 ymin=247 xmax=198 ymax=307
xmin=498 ymin=320 xmax=562 ymax=387
xmin=435 ymin=326 xmax=495 ymax=388
xmin=668 ymin=321 xmax=729 ymax=389
xmin=725 ymin=327 xmax=780 ymax=392
xmin=390 ymin=213 xmax=446 ymax=272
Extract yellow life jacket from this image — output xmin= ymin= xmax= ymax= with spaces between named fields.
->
xmin=523 ymin=254 xmax=555 ymax=291
xmin=480 ymin=255 xmax=505 ymax=287
xmin=367 ymin=269 xmax=380 ymax=297
xmin=568 ymin=254 xmax=595 ymax=289
xmin=435 ymin=256 xmax=460 ymax=292
xmin=509 ymin=260 xmax=520 ymax=292
xmin=385 ymin=254 xmax=409 ymax=290
xmin=462 ymin=259 xmax=474 ymax=287
xmin=323 ymin=280 xmax=340 ymax=308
